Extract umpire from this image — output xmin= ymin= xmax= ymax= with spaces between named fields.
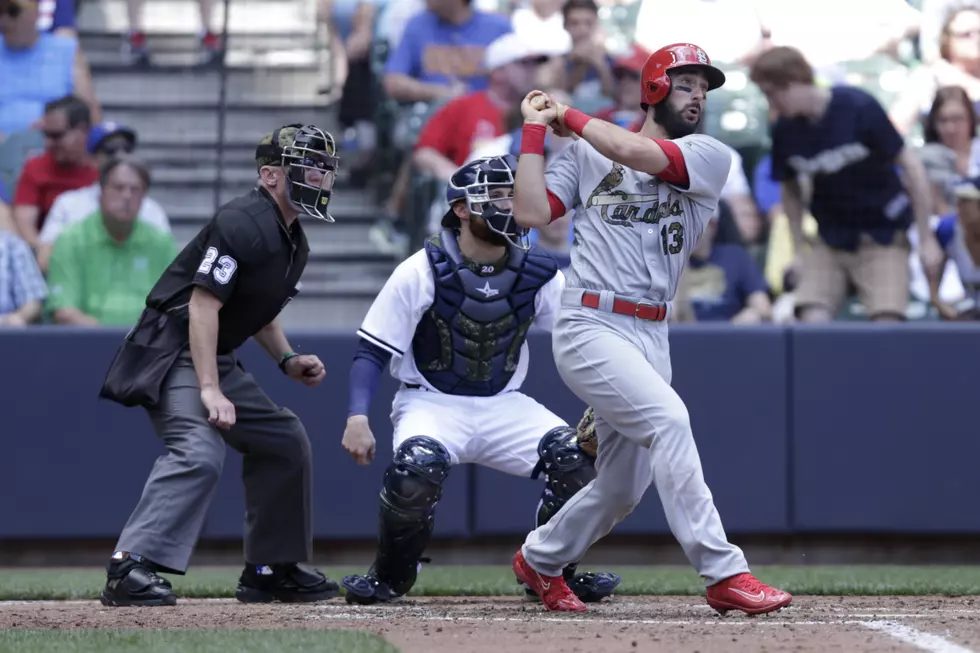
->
xmin=98 ymin=124 xmax=341 ymax=607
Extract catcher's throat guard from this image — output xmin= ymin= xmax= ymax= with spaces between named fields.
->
xmin=447 ymin=155 xmax=529 ymax=250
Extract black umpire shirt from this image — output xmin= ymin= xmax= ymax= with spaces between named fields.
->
xmin=145 ymin=186 xmax=310 ymax=354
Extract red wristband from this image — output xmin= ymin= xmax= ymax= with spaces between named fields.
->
xmin=563 ymin=108 xmax=592 ymax=137
xmin=521 ymin=123 xmax=547 ymax=156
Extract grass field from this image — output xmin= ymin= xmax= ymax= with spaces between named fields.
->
xmin=6 ymin=564 xmax=980 ymax=600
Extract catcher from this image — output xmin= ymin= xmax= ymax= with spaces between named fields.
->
xmin=339 ymin=155 xmax=621 ymax=606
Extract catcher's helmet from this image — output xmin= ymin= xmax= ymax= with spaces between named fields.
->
xmin=442 ymin=154 xmax=529 ymax=250
xmin=255 ymin=123 xmax=339 ymax=222
xmin=640 ymin=43 xmax=726 ymax=107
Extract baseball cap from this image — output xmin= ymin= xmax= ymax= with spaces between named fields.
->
xmin=483 ymin=32 xmax=555 ymax=72
xmin=954 ymin=176 xmax=980 ymax=201
xmin=88 ymin=122 xmax=137 ymax=154
xmin=255 ymin=124 xmax=303 ymax=170
xmin=612 ymin=43 xmax=651 ymax=76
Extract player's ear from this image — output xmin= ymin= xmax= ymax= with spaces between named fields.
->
xmin=258 ymin=165 xmax=279 ymax=187
xmin=452 ymin=201 xmax=469 ymax=221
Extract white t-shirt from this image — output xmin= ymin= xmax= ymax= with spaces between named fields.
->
xmin=40 ymin=184 xmax=171 ymax=245
xmin=356 ymin=248 xmax=566 ymax=393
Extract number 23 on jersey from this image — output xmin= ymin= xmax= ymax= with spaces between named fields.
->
xmin=197 ymin=246 xmax=238 ymax=285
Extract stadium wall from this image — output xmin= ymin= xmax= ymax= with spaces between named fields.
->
xmin=2 ymin=325 xmax=979 ymax=555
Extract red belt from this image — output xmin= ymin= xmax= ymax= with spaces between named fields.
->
xmin=580 ymin=291 xmax=667 ymax=322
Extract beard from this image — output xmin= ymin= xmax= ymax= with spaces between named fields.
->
xmin=469 ymin=215 xmax=511 ymax=247
xmin=653 ymin=101 xmax=702 ymax=139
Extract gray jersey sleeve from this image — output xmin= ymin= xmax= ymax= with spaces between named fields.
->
xmin=669 ymin=134 xmax=733 ymax=208
xmin=544 ymin=140 xmax=583 ymax=210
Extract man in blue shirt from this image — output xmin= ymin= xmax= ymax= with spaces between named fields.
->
xmin=749 ymin=46 xmax=943 ymax=322
xmin=383 ymin=0 xmax=512 ymax=104
xmin=682 ymin=214 xmax=772 ymax=323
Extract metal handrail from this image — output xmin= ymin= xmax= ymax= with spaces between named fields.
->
xmin=212 ymin=0 xmax=233 ymax=214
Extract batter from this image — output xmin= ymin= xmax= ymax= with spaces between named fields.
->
xmin=339 ymin=154 xmax=621 ymax=606
xmin=509 ymin=43 xmax=794 ymax=615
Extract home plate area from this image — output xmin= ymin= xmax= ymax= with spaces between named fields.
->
xmin=4 ymin=596 xmax=980 ymax=652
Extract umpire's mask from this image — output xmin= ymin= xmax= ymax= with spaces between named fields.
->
xmin=259 ymin=124 xmax=340 ymax=222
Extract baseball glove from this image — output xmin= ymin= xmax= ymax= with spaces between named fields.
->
xmin=576 ymin=406 xmax=598 ymax=459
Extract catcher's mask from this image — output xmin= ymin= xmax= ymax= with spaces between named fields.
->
xmin=256 ymin=124 xmax=339 ymax=222
xmin=442 ymin=154 xmax=529 ymax=250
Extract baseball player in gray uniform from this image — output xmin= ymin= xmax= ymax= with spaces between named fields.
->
xmin=507 ymin=42 xmax=794 ymax=615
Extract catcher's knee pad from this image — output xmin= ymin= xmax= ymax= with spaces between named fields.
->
xmin=531 ymin=427 xmax=596 ymax=527
xmin=375 ymin=436 xmax=452 ymax=596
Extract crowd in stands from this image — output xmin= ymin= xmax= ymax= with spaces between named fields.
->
xmin=321 ymin=0 xmax=980 ymax=324
xmin=2 ymin=0 xmax=980 ymax=328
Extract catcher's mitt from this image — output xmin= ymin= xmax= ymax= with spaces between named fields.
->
xmin=576 ymin=406 xmax=598 ymax=459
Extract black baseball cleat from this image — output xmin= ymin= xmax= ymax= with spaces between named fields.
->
xmin=342 ymin=573 xmax=395 ymax=605
xmin=100 ymin=554 xmax=177 ymax=607
xmin=524 ymin=570 xmax=622 ymax=603
xmin=235 ymin=563 xmax=340 ymax=603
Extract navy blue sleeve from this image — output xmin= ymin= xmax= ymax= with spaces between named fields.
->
xmin=51 ymin=0 xmax=76 ymax=30
xmin=857 ymin=89 xmax=905 ymax=159
xmin=736 ymin=245 xmax=769 ymax=297
xmin=347 ymin=339 xmax=393 ymax=418
xmin=768 ymin=122 xmax=792 ymax=183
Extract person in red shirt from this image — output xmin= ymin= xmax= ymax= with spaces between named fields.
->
xmin=592 ymin=43 xmax=650 ymax=133
xmin=412 ymin=32 xmax=555 ymax=182
xmin=13 ymin=95 xmax=98 ymax=249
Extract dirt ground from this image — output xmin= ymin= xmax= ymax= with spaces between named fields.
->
xmin=3 ymin=595 xmax=980 ymax=652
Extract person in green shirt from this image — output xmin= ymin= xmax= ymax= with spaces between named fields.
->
xmin=47 ymin=155 xmax=177 ymax=327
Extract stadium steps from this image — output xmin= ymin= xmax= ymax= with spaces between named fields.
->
xmin=79 ymin=0 xmax=395 ymax=329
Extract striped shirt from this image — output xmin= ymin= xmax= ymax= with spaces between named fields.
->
xmin=0 ymin=231 xmax=47 ymax=316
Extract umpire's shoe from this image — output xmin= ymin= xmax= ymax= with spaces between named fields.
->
xmin=235 ymin=563 xmax=340 ymax=603
xmin=100 ymin=553 xmax=177 ymax=607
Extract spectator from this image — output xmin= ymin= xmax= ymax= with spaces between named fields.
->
xmin=412 ymin=31 xmax=551 ymax=180
xmin=376 ymin=0 xmax=424 ymax=50
xmin=890 ymin=5 xmax=980 ymax=136
xmin=46 ymin=156 xmax=176 ymax=327
xmin=36 ymin=0 xmax=75 ymax=37
xmin=920 ymin=0 xmax=980 ymax=64
xmin=0 ymin=176 xmax=11 ymax=232
xmin=0 ymin=0 xmax=100 ymax=137
xmin=383 ymin=0 xmax=513 ymax=103
xmin=557 ymin=0 xmax=614 ymax=109
xmin=592 ymin=43 xmax=648 ymax=131
xmin=36 ymin=122 xmax=171 ymax=272
xmin=635 ymin=0 xmax=770 ymax=67
xmin=675 ymin=214 xmax=773 ymax=323
xmin=12 ymin=95 xmax=97 ymax=249
xmin=931 ymin=175 xmax=980 ymax=319
xmin=755 ymin=0 xmax=920 ymax=71
xmin=917 ymin=86 xmax=980 ymax=216
xmin=749 ymin=46 xmax=943 ymax=323
xmin=512 ymin=0 xmax=570 ymax=54
xmin=0 ymin=228 xmax=44 ymax=326
xmin=122 ymin=0 xmax=220 ymax=65
xmin=325 ymin=0 xmax=387 ymax=185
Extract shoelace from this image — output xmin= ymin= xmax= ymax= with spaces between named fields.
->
xmin=732 ymin=574 xmax=770 ymax=595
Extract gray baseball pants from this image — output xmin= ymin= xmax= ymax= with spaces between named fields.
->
xmin=114 ymin=350 xmax=313 ymax=573
xmin=522 ymin=289 xmax=749 ymax=585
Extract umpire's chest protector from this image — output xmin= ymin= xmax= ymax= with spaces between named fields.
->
xmin=411 ymin=230 xmax=558 ymax=397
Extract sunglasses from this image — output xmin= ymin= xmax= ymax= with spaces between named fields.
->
xmin=0 ymin=3 xmax=20 ymax=17
xmin=98 ymin=142 xmax=135 ymax=156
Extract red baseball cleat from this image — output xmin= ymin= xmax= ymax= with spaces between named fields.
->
xmin=512 ymin=550 xmax=587 ymax=612
xmin=705 ymin=572 xmax=793 ymax=615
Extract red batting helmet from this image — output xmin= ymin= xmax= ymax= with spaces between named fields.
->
xmin=640 ymin=43 xmax=726 ymax=107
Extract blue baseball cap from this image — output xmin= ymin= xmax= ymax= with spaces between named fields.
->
xmin=88 ymin=122 xmax=137 ymax=154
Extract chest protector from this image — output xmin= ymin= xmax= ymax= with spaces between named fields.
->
xmin=412 ymin=230 xmax=558 ymax=396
